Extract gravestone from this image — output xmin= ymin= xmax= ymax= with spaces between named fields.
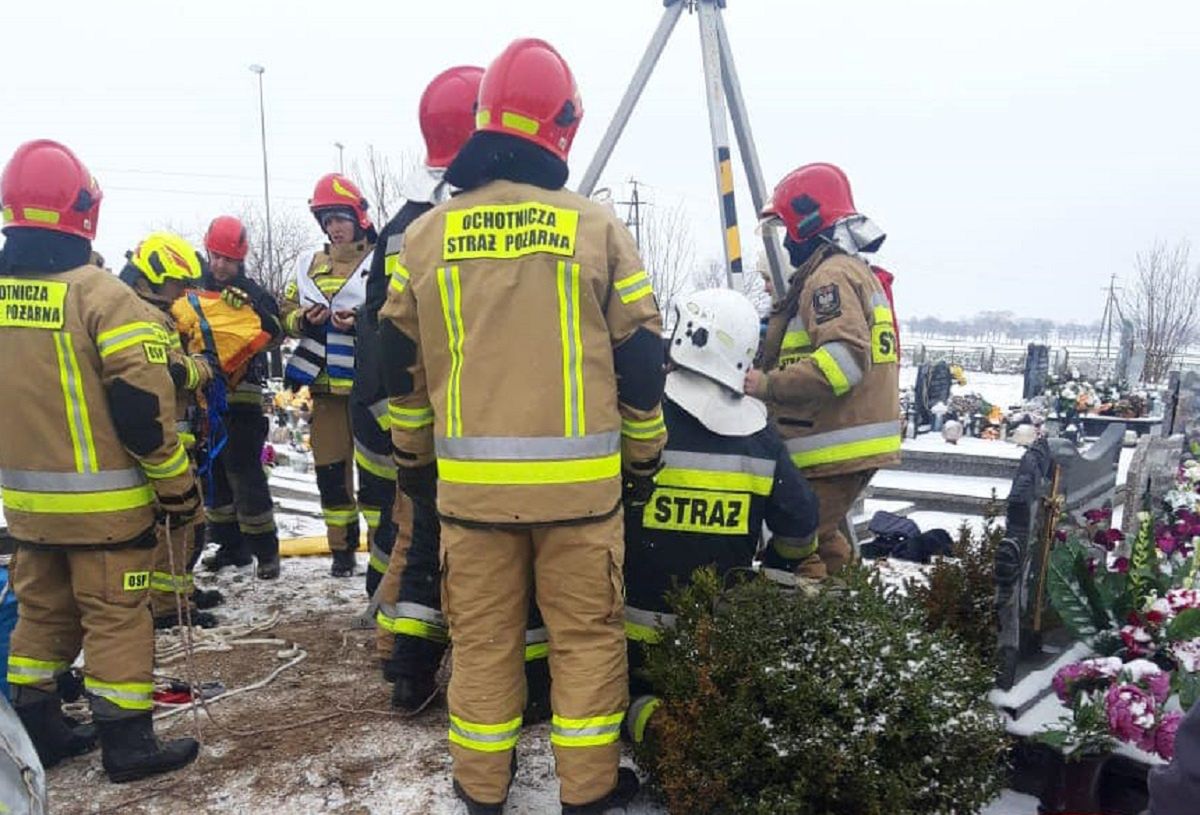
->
xmin=925 ymin=361 xmax=952 ymax=419
xmin=995 ymin=423 xmax=1127 ymax=689
xmin=1120 ymin=434 xmax=1185 ymax=536
xmin=1022 ymin=344 xmax=1051 ymax=400
xmin=1115 ymin=319 xmax=1135 ymax=383
xmin=1169 ymin=370 xmax=1200 ymax=456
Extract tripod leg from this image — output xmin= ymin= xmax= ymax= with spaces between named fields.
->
xmin=577 ymin=2 xmax=685 ymax=196
xmin=697 ymin=0 xmax=743 ymax=292
xmin=715 ymin=10 xmax=788 ymax=300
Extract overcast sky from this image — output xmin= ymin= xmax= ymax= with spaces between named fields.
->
xmin=3 ymin=0 xmax=1198 ymax=322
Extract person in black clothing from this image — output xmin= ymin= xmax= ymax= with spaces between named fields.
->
xmin=199 ymin=215 xmax=284 ymax=581
xmin=623 ymin=287 xmax=820 ymax=745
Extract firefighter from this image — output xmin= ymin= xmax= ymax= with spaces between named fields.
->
xmin=0 ymin=140 xmax=200 ymax=780
xmin=280 ymin=174 xmax=376 ymax=577
xmin=200 ymin=215 xmax=284 ymax=580
xmin=381 ymin=38 xmax=664 ymax=813
xmin=116 ymin=232 xmax=219 ymax=630
xmin=622 ymin=288 xmax=820 ymax=744
xmin=747 ymin=163 xmax=901 ymax=578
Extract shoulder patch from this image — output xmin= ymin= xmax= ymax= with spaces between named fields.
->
xmin=812 ymin=284 xmax=841 ymax=323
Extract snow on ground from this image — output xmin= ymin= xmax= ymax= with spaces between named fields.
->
xmin=902 ymin=434 xmax=1027 ymax=459
xmin=899 ymin=367 xmax=1028 ymax=409
xmin=906 ymin=511 xmax=989 ymax=536
xmin=873 ymin=469 xmax=1012 ymax=500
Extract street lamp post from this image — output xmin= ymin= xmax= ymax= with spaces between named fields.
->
xmin=334 ymin=142 xmax=345 ymax=174
xmin=249 ymin=64 xmax=274 ymax=288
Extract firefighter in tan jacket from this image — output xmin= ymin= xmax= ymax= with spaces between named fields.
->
xmin=280 ymin=173 xmax=376 ymax=577
xmin=115 ymin=232 xmax=217 ymax=628
xmin=380 ymin=39 xmax=665 ymax=814
xmin=0 ymin=140 xmax=201 ymax=782
xmin=748 ymin=163 xmax=901 ymax=578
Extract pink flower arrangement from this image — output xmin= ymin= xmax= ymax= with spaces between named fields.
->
xmin=1119 ymin=625 xmax=1153 ymax=657
xmin=1105 ymin=683 xmax=1159 ymax=753
xmin=1156 ymin=711 xmax=1184 ymax=761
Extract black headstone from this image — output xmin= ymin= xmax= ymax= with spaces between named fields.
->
xmin=1022 ymin=344 xmax=1050 ymax=400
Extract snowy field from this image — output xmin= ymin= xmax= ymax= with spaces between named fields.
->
xmin=899 ymin=367 xmax=1028 ymax=409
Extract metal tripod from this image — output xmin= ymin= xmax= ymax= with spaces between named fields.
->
xmin=577 ymin=0 xmax=787 ymax=297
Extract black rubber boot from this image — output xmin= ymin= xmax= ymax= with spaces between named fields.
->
xmin=201 ymin=545 xmax=252 ymax=572
xmin=96 ymin=714 xmax=199 ymax=783
xmin=561 ymin=767 xmax=640 ymax=814
xmin=387 ymin=637 xmax=445 ymax=706
xmin=11 ymin=687 xmax=98 ymax=768
xmin=330 ymin=548 xmax=356 ymax=578
xmin=192 ymin=588 xmax=224 ymax=609
xmin=256 ymin=554 xmax=281 ymax=581
xmin=153 ymin=610 xmax=218 ymax=630
xmin=391 ymin=674 xmax=438 ymax=712
xmin=453 ymin=779 xmax=505 ymax=814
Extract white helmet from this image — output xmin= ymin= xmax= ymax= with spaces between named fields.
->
xmin=666 ymin=288 xmax=767 ymax=436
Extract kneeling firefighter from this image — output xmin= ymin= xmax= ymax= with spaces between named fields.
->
xmin=622 ymin=288 xmax=819 ymax=745
xmin=280 ymin=175 xmax=376 ymax=577
xmin=0 ymin=140 xmax=201 ymax=781
xmin=117 ymin=232 xmax=220 ymax=630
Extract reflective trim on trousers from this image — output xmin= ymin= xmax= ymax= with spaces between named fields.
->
xmin=524 ymin=626 xmax=549 ymax=662
xmin=550 ymin=712 xmax=624 ymax=748
xmin=84 ymin=677 xmax=154 ymax=711
xmin=369 ymin=399 xmax=390 ymax=431
xmin=627 ymin=695 xmax=662 ymax=744
xmin=368 ymin=542 xmax=389 ymax=575
xmin=785 ymin=421 xmax=901 ymax=469
xmin=354 ymin=442 xmax=397 ymax=480
xmin=150 ymin=571 xmax=195 ymax=593
xmin=625 ymin=606 xmax=676 ymax=644
xmin=375 ymin=609 xmax=449 ymax=642
xmin=448 ymin=714 xmax=522 ymax=753
xmin=7 ymin=656 xmax=68 ymax=686
xmin=323 ymin=506 xmax=359 ymax=527
xmin=238 ymin=509 xmax=276 ymax=535
xmin=0 ymin=467 xmax=146 ymax=492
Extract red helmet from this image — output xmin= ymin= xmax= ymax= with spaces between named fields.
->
xmin=476 ymin=39 xmax=582 ymax=161
xmin=420 ymin=66 xmax=485 ymax=168
xmin=1 ymin=139 xmax=102 ymax=240
xmin=309 ymin=173 xmax=371 ymax=230
xmin=205 ymin=215 xmax=248 ymax=261
xmin=760 ymin=163 xmax=858 ymax=243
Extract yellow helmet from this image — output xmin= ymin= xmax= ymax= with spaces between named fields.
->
xmin=127 ymin=232 xmax=203 ymax=285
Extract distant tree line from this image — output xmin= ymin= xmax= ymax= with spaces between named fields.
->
xmin=902 ymin=312 xmax=1102 ymax=344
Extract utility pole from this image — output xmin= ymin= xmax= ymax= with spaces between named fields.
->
xmin=1095 ymin=273 xmax=1122 ymax=362
xmin=249 ymin=64 xmax=274 ymax=287
xmin=616 ymin=179 xmax=645 ymax=251
xmin=334 ymin=141 xmax=345 ymax=174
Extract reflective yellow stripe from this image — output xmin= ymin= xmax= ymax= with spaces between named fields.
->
xmin=7 ymin=656 xmax=68 ymax=685
xmin=21 ymin=207 xmax=61 ymax=225
xmin=316 ymin=277 xmax=347 ymax=294
xmin=150 ymin=571 xmax=194 ymax=592
xmin=54 ymin=332 xmax=98 ymax=473
xmin=388 ymin=258 xmax=410 ymax=293
xmin=141 ymin=445 xmax=189 ymax=480
xmin=284 ymin=310 xmax=303 ymax=335
xmin=96 ymin=322 xmax=168 ymax=359
xmin=323 ymin=507 xmax=358 ymax=527
xmin=811 ymin=347 xmax=851 ymax=396
xmin=772 ymin=536 xmax=818 ymax=560
xmin=437 ymin=453 xmax=620 ymax=486
xmin=500 ymin=111 xmax=540 ymax=135
xmin=475 ymin=109 xmax=492 ymax=128
xmin=614 ymin=270 xmax=654 ymax=305
xmin=184 ymin=356 xmax=200 ymax=390
xmin=375 ymin=610 xmax=449 ymax=642
xmin=389 ymin=404 xmax=434 ymax=430
xmin=557 ymin=261 xmax=586 ymax=436
xmin=437 ymin=266 xmax=465 ymax=437
xmin=630 ymin=696 xmax=662 ymax=744
xmin=624 ymin=620 xmax=662 ymax=644
xmin=84 ymin=678 xmax=154 ymax=710
xmin=790 ymin=434 xmax=902 ymax=469
xmin=781 ymin=329 xmax=811 ymax=350
xmin=654 ymin=467 xmax=772 ymax=496
xmin=525 ymin=642 xmax=549 ymax=662
xmin=872 ymin=305 xmax=893 ymax=324
xmin=1 ymin=484 xmax=156 ymax=514
xmin=354 ymin=447 xmax=397 ymax=480
xmin=550 ymin=712 xmax=624 ymax=748
xmin=448 ymin=714 xmax=522 ymax=753
xmin=621 ymin=414 xmax=666 ymax=440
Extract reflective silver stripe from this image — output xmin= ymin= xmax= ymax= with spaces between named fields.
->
xmin=55 ymin=332 xmax=95 ymax=474
xmin=7 ymin=663 xmax=61 ymax=680
xmin=551 ymin=721 xmax=623 ymax=738
xmin=436 ymin=432 xmax=620 ymax=462
xmin=784 ymin=420 xmax=901 ymax=454
xmin=525 ymin=626 xmax=548 ymax=645
xmin=869 ymin=292 xmax=890 ymax=309
xmin=558 ymin=260 xmax=585 ymax=436
xmin=0 ymin=467 xmax=147 ymax=492
xmin=368 ymin=399 xmax=389 ymax=426
xmin=786 ymin=315 xmax=806 ymax=334
xmin=821 ymin=342 xmax=863 ymax=388
xmin=175 ymin=420 xmax=191 ymax=434
xmin=378 ymin=601 xmax=447 ymax=626
xmin=625 ymin=605 xmax=677 ymax=630
xmin=239 ymin=509 xmax=275 ymax=527
xmin=449 ymin=720 xmax=519 ymax=744
xmin=661 ymin=450 xmax=774 ymax=478
xmin=385 ymin=233 xmax=405 ymax=255
xmin=354 ymin=439 xmax=396 ymax=473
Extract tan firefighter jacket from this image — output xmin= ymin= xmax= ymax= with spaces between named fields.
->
xmin=757 ymin=244 xmax=901 ymax=479
xmin=281 ymin=240 xmax=374 ymax=395
xmin=380 ymin=179 xmax=667 ymax=526
xmin=0 ymin=263 xmax=198 ymax=544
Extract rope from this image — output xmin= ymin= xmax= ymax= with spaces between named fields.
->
xmin=162 ymin=517 xmax=204 ymax=746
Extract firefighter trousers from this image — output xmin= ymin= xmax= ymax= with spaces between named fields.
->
xmin=149 ymin=518 xmax=200 ymax=617
xmin=208 ymin=406 xmax=278 ymax=562
xmin=348 ymin=394 xmax=398 ymax=596
xmin=442 ymin=513 xmax=627 ymax=806
xmin=7 ymin=542 xmax=155 ymax=720
xmin=311 ymin=393 xmax=363 ymax=554
xmin=798 ymin=469 xmax=875 ymax=579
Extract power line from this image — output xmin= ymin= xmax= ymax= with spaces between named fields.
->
xmin=616 ymin=178 xmax=648 ymax=251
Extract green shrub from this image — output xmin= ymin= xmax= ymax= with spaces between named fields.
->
xmin=637 ymin=567 xmax=1008 ymax=815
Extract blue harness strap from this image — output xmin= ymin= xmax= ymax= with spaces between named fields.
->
xmin=186 ymin=293 xmax=229 ymax=504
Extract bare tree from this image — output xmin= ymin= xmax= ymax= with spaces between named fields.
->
xmin=238 ymin=203 xmax=317 ymax=303
xmin=642 ymin=200 xmax=696 ymax=322
xmin=350 ymin=145 xmax=420 ymax=225
xmin=1123 ymin=240 xmax=1200 ymax=382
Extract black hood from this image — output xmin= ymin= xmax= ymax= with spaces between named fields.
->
xmin=0 ymin=227 xmax=92 ymax=275
xmin=445 ymin=131 xmax=569 ymax=193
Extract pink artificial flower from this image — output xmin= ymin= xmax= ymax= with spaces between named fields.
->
xmin=1094 ymin=528 xmax=1125 ymax=550
xmin=1171 ymin=638 xmax=1200 ymax=673
xmin=1157 ymin=533 xmax=1180 ymax=556
xmin=1167 ymin=589 xmax=1200 ymax=615
xmin=1084 ymin=507 xmax=1113 ymax=524
xmin=1120 ymin=625 xmax=1153 ymax=657
xmin=1157 ymin=711 xmax=1184 ymax=761
xmin=1106 ymin=683 xmax=1159 ymax=753
xmin=1110 ymin=556 xmax=1130 ymax=574
xmin=1052 ymin=658 xmax=1123 ymax=703
xmin=1145 ymin=670 xmax=1172 ymax=704
xmin=1054 ymin=529 xmax=1068 ymax=543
